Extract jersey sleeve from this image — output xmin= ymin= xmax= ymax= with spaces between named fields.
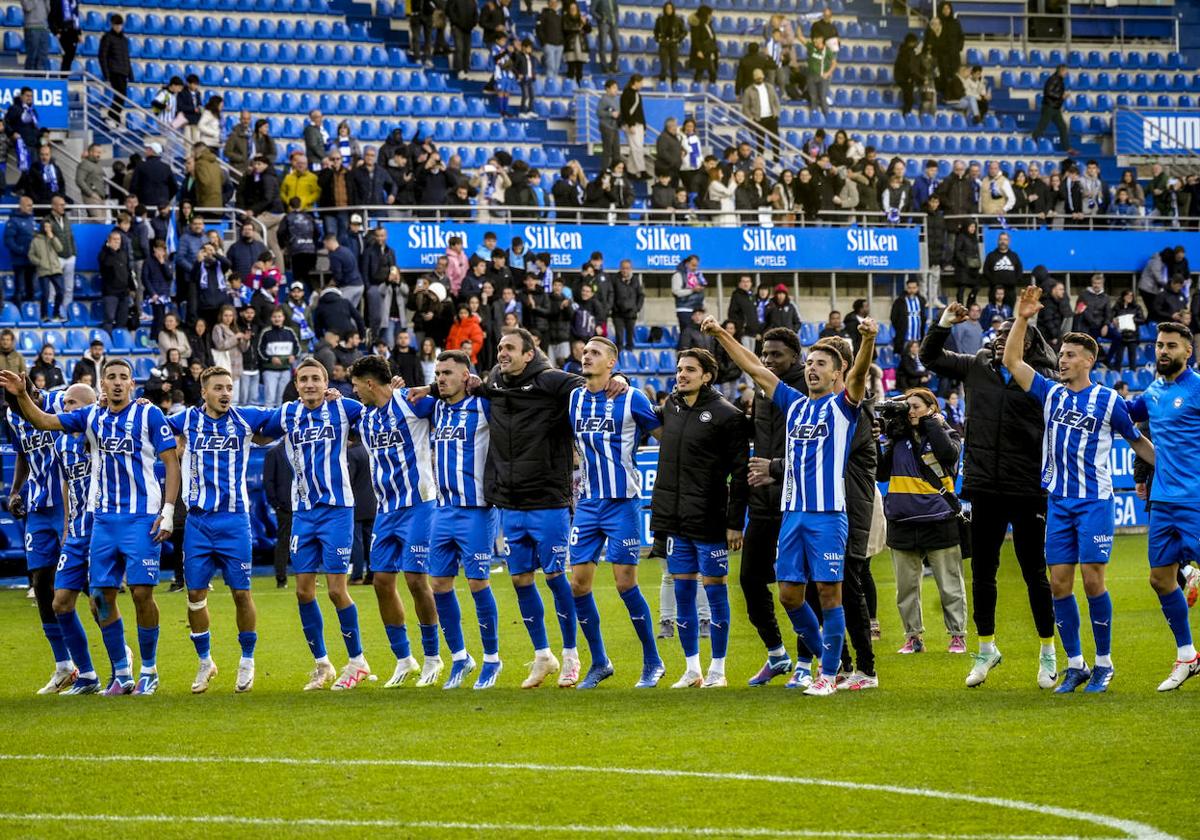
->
xmin=145 ymin=406 xmax=177 ymax=454
xmin=1126 ymin=395 xmax=1148 ymax=423
xmin=1109 ymin=394 xmax=1141 ymax=442
xmin=772 ymin=380 xmax=803 ymax=412
xmin=166 ymin=411 xmax=187 ymax=436
xmin=238 ymin=406 xmax=276 ymax=433
xmin=57 ymin=406 xmax=91 ymax=434
xmin=1026 ymin=372 xmax=1053 ymax=403
xmin=257 ymin=407 xmax=285 ymax=439
xmin=630 ymin=389 xmax=662 ymax=434
xmin=835 ymin=390 xmax=859 ymax=420
xmin=341 ymin=398 xmax=365 ymax=425
xmin=402 ymin=390 xmax=437 ymax=419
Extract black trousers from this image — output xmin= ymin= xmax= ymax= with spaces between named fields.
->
xmin=740 ymin=514 xmax=783 ymax=651
xmin=452 ymin=26 xmax=472 ymax=73
xmin=107 ymin=73 xmax=129 ymax=122
xmin=658 ymin=44 xmax=679 ymax=82
xmin=755 ymin=115 xmax=779 ymax=157
xmin=274 ymin=508 xmax=292 ymax=584
xmin=613 ymin=316 xmax=637 ymax=350
xmin=968 ymin=490 xmax=1055 ymax=639
xmin=898 ymin=79 xmax=916 ymax=114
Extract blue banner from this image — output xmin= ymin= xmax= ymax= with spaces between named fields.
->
xmin=1114 ymin=109 xmax=1200 ymax=156
xmin=983 ymin=227 xmax=1200 ymax=273
xmin=0 ymin=78 xmax=70 ymax=130
xmin=0 ymin=222 xmax=110 ymax=271
xmin=386 ymin=221 xmax=922 ymax=273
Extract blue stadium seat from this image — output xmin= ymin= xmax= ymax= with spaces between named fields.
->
xmin=0 ymin=303 xmax=18 ymax=327
xmin=633 ymin=325 xmax=652 ymax=348
xmin=17 ymin=331 xmax=39 ymax=354
xmin=133 ymin=358 xmax=157 ymax=381
xmin=63 ymin=328 xmax=88 ymax=352
xmin=17 ymin=302 xmax=39 ymax=327
xmin=89 ymin=328 xmax=113 ymax=350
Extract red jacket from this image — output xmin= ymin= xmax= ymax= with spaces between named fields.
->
xmin=446 ymin=314 xmax=485 ymax=363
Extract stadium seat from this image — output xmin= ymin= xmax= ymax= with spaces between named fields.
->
xmin=17 ymin=302 xmax=39 ymax=327
xmin=0 ymin=303 xmax=18 ymax=327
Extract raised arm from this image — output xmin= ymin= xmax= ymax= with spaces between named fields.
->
xmin=846 ymin=317 xmax=879 ymax=405
xmin=0 ymin=372 xmax=63 ymax=431
xmin=1002 ymin=285 xmax=1041 ymax=392
xmin=920 ymin=303 xmax=973 ymax=381
xmin=700 ymin=316 xmax=779 ymax=399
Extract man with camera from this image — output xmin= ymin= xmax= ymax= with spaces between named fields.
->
xmin=921 ymin=301 xmax=1059 ymax=689
xmin=875 ymin=389 xmax=967 ymax=656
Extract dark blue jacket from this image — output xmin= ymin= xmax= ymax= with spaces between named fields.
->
xmin=327 ymin=244 xmax=364 ymax=288
xmin=3 ymin=210 xmax=36 ymax=266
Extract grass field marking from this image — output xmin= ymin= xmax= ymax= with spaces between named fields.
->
xmin=0 ymin=812 xmax=1123 ymax=840
xmin=0 ymin=753 xmax=1179 ymax=840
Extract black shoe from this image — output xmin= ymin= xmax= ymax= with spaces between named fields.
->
xmin=167 ymin=580 xmax=185 ymax=593
xmin=276 ymin=579 xmax=287 ymax=589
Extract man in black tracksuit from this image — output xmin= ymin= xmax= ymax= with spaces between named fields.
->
xmin=921 ymin=301 xmax=1059 ymax=688
xmin=650 ymin=348 xmax=749 ymax=688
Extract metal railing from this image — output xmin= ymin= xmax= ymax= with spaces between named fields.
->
xmin=942 ymin=210 xmax=1197 ymax=230
xmin=954 ymin=9 xmax=1179 ymax=51
xmin=0 ymin=203 xmax=268 ymax=242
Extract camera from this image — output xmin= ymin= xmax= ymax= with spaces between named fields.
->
xmin=875 ymin=398 xmax=911 ymax=438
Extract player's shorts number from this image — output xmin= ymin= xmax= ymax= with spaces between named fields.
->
xmin=289 ymin=535 xmax=298 ymax=555
xmin=666 ymin=537 xmax=675 ymax=555
xmin=24 ymin=533 xmax=32 ymax=552
xmin=569 ymin=527 xmax=579 ymax=546
xmin=56 ymin=552 xmax=67 ymax=572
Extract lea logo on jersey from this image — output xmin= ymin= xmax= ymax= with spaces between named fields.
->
xmin=1050 ymin=407 xmax=1100 ymax=433
xmin=368 ymin=430 xmax=408 ymax=448
xmin=790 ymin=422 xmax=830 ymax=441
xmin=97 ymin=436 xmax=135 ymax=453
xmin=575 ymin=417 xmax=616 ymax=433
xmin=432 ymin=426 xmax=468 ymax=441
xmin=289 ymin=426 xmax=335 ymax=444
xmin=24 ymin=430 xmax=55 ymax=450
xmin=192 ymin=434 xmax=243 ymax=451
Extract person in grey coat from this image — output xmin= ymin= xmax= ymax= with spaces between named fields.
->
xmin=597 ymin=79 xmax=621 ymax=171
xmin=75 ymin=143 xmax=107 ymax=219
xmin=22 ymin=0 xmax=51 ymax=70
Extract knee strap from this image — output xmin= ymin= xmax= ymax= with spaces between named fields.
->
xmin=187 ymin=597 xmax=208 ymax=612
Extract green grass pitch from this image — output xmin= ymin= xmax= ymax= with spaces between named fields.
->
xmin=0 ymin=534 xmax=1193 ymax=839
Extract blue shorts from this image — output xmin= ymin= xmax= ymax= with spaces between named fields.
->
xmin=502 ymin=507 xmax=569 ymax=576
xmin=89 ymin=512 xmax=161 ymax=589
xmin=570 ymin=498 xmax=642 ymax=566
xmin=429 ymin=506 xmax=494 ymax=580
xmin=54 ymin=535 xmax=89 ymax=592
xmin=372 ymin=501 xmax=433 ymax=574
xmin=666 ymin=535 xmax=730 ymax=578
xmin=1148 ymin=501 xmax=1200 ymax=569
xmin=291 ymin=505 xmax=354 ymax=575
xmin=776 ymin=510 xmax=848 ymax=584
xmin=1045 ymin=496 xmax=1114 ymax=566
xmin=184 ymin=510 xmax=253 ymax=590
xmin=24 ymin=506 xmax=63 ymax=572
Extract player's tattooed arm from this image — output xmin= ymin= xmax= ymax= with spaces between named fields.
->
xmin=0 ymin=371 xmax=64 ymax=431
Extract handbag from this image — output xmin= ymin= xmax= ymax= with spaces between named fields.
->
xmin=913 ymin=444 xmax=972 ymax=560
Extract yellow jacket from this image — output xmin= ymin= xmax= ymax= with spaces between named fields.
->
xmin=281 ymin=170 xmax=320 ymax=211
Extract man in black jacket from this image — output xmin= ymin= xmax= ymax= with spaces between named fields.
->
xmin=921 ymin=301 xmax=1059 ymax=688
xmin=98 ymin=14 xmax=132 ymax=125
xmin=131 ymin=143 xmax=178 ymax=210
xmin=727 ymin=274 xmax=761 ymax=350
xmin=889 ymin=278 xmax=927 ymax=356
xmin=610 ymin=259 xmax=644 ymax=351
xmin=982 ymin=231 xmax=1023 ymax=301
xmin=619 ymin=75 xmax=648 ymax=180
xmin=649 ymin=347 xmax=748 ymax=688
xmin=1031 ymin=64 xmax=1075 ymax=155
xmin=1036 ymin=280 xmax=1072 ymax=350
xmin=535 ymin=0 xmax=564 ymax=78
xmin=263 ymin=441 xmax=294 ymax=587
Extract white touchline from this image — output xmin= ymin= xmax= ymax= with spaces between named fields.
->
xmin=0 ymin=813 xmax=1121 ymax=840
xmin=0 ymin=754 xmax=1179 ymax=840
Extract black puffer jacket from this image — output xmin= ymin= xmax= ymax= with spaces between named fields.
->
xmin=748 ymin=361 xmax=806 ymax=517
xmin=650 ymin=386 xmax=749 ymax=542
xmin=480 ymin=354 xmax=584 ymax=510
xmin=920 ymin=323 xmax=1058 ymax=498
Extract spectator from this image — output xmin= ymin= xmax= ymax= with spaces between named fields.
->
xmin=192 ymin=142 xmax=223 ymax=213
xmin=1106 ymin=289 xmax=1144 ymax=370
xmin=191 ymin=241 xmax=233 ymax=326
xmin=222 ymin=111 xmax=253 ymax=175
xmin=535 ymin=0 xmax=564 ymax=78
xmin=741 ymin=68 xmax=781 ymax=158
xmin=127 ymin=141 xmax=175 ymax=211
xmin=226 ymin=221 xmax=262 ymax=281
xmin=18 ymin=145 xmax=66 ymax=205
xmin=801 ymin=34 xmax=836 ymax=116
xmin=596 ymin=79 xmax=621 ymax=171
xmin=97 ymin=14 xmax=132 ymax=124
xmin=677 ymin=306 xmax=713 ymax=352
xmin=351 ymin=147 xmax=397 ymax=210
xmin=818 ymin=309 xmax=852 ymax=341
xmin=809 ymin=5 xmax=840 ymax=51
xmin=29 ymin=343 xmax=63 ymax=389
xmin=943 ymin=65 xmax=980 ymax=124
xmin=513 ymin=38 xmax=537 ymax=118
xmin=650 ymin=169 xmax=676 ymax=213
xmin=1031 ymin=64 xmax=1075 ymax=154
xmin=654 ymin=1 xmax=686 ymax=84
xmin=447 ymin=0 xmax=478 ymax=77
xmin=301 ymin=110 xmax=328 ymax=169
xmin=926 ymin=2 xmax=962 ymax=91
xmin=591 ymin=0 xmax=619 ymax=73
xmin=881 ymin=171 xmax=911 ymax=219
xmin=518 ymin=271 xmax=550 ymax=337
xmin=979 ymin=161 xmax=1014 ymax=218
xmin=1149 ymin=274 xmax=1187 ymax=325
xmin=847 ymin=161 xmax=880 ymax=216
xmin=963 ymin=65 xmax=989 ymax=124
xmin=4 ymin=194 xmax=36 ymax=306
xmin=1111 ymin=168 xmax=1144 ymax=211
xmin=890 ymin=277 xmax=927 ymax=356
xmin=98 ymin=229 xmax=134 ymax=331
xmin=981 ymin=230 xmax=1022 ymax=297
xmin=894 ymin=33 xmax=921 ymax=115
xmin=73 ymin=143 xmax=106 ymax=219
xmin=43 ymin=196 xmax=74 ymax=320
xmin=688 ymin=5 xmax=718 ymax=85
xmin=156 ymin=311 xmax=190 ymax=366
xmin=312 ymin=283 xmax=365 ymax=340
xmin=561 ymin=2 xmax=587 ymax=84
xmin=726 ymin=275 xmax=760 ymax=349
xmin=28 ymin=218 xmax=64 ymax=321
xmin=0 ymin=329 xmax=25 ymax=374
xmin=281 ymin=152 xmax=320 ymax=211
xmin=654 ymin=117 xmax=684 ymax=185
xmin=706 ymin=169 xmax=737 ymax=226
xmin=619 ymin=75 xmax=649 ymax=181
xmin=1079 ymin=159 xmax=1108 ymax=220
xmin=735 ymin=42 xmax=775 ymax=96
xmin=670 ymin=254 xmax=706 ymax=330
xmin=763 ymin=283 xmax=800 ymax=331
xmin=949 ymin=301 xmax=983 ymax=356
xmin=3 ymin=86 xmax=39 ymax=176
xmin=952 ymin=218 xmax=981 ymax=303
xmin=1036 ymin=281 xmax=1072 ymax=350
xmin=255 ymin=307 xmax=299 ymax=406
xmin=323 ymin=233 xmax=365 ymax=310
xmin=196 ymin=96 xmax=223 ymax=151
xmin=979 ymin=285 xmax=1012 ymax=328
xmin=896 ymin=340 xmax=932 ymax=390
xmin=610 ymin=259 xmax=644 ymax=351
xmin=387 ymin=329 xmax=421 ymax=385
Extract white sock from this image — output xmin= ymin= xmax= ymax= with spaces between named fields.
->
xmin=767 ymin=645 xmax=787 ymax=658
xmin=315 ymin=655 xmax=332 ymax=667
xmin=979 ymin=640 xmax=997 ymax=655
xmin=115 ymin=664 xmax=132 ymax=677
xmin=239 ymin=656 xmax=254 ymax=667
xmin=796 ymin=658 xmax=812 ymax=671
xmin=349 ymin=655 xmax=367 ymax=668
xmin=1067 ymin=655 xmax=1085 ymax=670
xmin=1040 ymin=641 xmax=1056 ymax=656
xmin=562 ymin=647 xmax=578 ymax=659
xmin=685 ymin=654 xmax=701 ymax=673
xmin=483 ymin=652 xmax=500 ymax=664
xmin=1095 ymin=654 xmax=1112 ymax=668
xmin=199 ymin=654 xmax=213 ymax=665
xmin=451 ymin=649 xmax=468 ymax=662
xmin=709 ymin=657 xmax=725 ymax=675
xmin=1178 ymin=644 xmax=1197 ymax=660
xmin=534 ymin=647 xmax=552 ymax=659
xmin=55 ymin=659 xmax=73 ymax=671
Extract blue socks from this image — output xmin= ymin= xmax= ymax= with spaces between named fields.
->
xmin=674 ymin=578 xmax=700 ymax=658
xmin=190 ymin=630 xmax=212 ymax=661
xmin=238 ymin=631 xmax=257 ymax=659
xmin=1086 ymin=592 xmax=1112 ymax=659
xmin=42 ymin=621 xmax=69 ymax=664
xmin=574 ymin=592 xmax=608 ymax=666
xmin=515 ymin=583 xmax=550 ymax=651
xmin=434 ymin=590 xmax=465 ymax=656
xmin=1053 ymin=594 xmax=1083 ymax=660
xmin=100 ymin=619 xmax=129 ymax=674
xmin=298 ymin=598 xmax=327 ymax=659
xmin=786 ymin=603 xmax=823 ymax=665
xmin=385 ymin=624 xmax=411 ymax=660
xmin=546 ymin=574 xmax=577 ymax=649
xmin=1159 ymin=588 xmax=1193 ymax=649
xmin=620 ymin=585 xmax=659 ymax=665
xmin=56 ymin=611 xmax=93 ymax=674
xmin=137 ymin=624 xmax=159 ymax=670
xmin=819 ymin=606 xmax=844 ymax=678
xmin=471 ymin=587 xmax=500 ymax=656
xmin=703 ymin=583 xmax=731 ymax=660
xmin=418 ymin=623 xmax=439 ymax=658
xmin=337 ymin=603 xmax=363 ymax=658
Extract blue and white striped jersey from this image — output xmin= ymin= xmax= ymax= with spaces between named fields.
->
xmin=773 ymin=382 xmax=859 ymax=513
xmin=8 ymin=391 xmax=65 ymax=511
xmin=356 ymin=389 xmax=437 ymax=513
xmin=169 ymin=406 xmax=273 ymax=513
xmin=1029 ymin=373 xmax=1140 ymax=500
xmin=569 ymin=386 xmax=661 ymax=500
xmin=425 ymin=395 xmax=490 ymax=508
xmin=58 ymin=402 xmax=176 ymax=515
xmin=260 ymin=398 xmax=365 ymax=511
xmin=55 ymin=432 xmax=93 ymax=540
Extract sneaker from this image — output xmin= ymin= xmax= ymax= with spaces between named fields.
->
xmin=1053 ymin=665 xmax=1091 ymax=694
xmin=577 ymin=661 xmax=615 ymax=690
xmin=701 ymin=670 xmax=727 ymax=688
xmin=785 ymin=663 xmax=813 ymax=690
xmin=331 ymin=659 xmax=371 ymax=691
xmin=443 ymin=654 xmax=476 ymax=689
xmin=473 ymin=659 xmax=503 ymax=690
xmin=803 ymin=674 xmax=837 ymax=696
xmin=1083 ymin=664 xmax=1114 ymax=693
xmin=747 ymin=655 xmax=793 ymax=686
xmin=416 ymin=656 xmax=444 ymax=687
xmin=167 ymin=580 xmax=186 ymax=593
xmin=1183 ymin=565 xmax=1199 ymax=608
xmin=104 ymin=675 xmax=134 ymax=696
xmin=558 ymin=651 xmax=580 ymax=688
xmin=62 ymin=675 xmax=101 ymax=695
xmin=635 ymin=661 xmax=665 ymax=688
xmin=948 ymin=635 xmax=967 ymax=654
xmin=965 ymin=650 xmax=1002 ymax=687
xmin=132 ymin=670 xmax=159 ymax=696
xmin=1157 ymin=654 xmax=1200 ymax=692
xmin=897 ymin=636 xmax=924 ymax=655
xmin=848 ymin=673 xmax=879 ymax=691
xmin=671 ymin=669 xmax=703 ymax=688
xmin=276 ymin=580 xmax=288 ymax=589
xmin=836 ymin=670 xmax=864 ymax=690
xmin=1037 ymin=651 xmax=1059 ymax=689
xmin=521 ymin=652 xmax=560 ymax=689
xmin=235 ymin=659 xmax=255 ymax=693
xmin=384 ymin=656 xmax=420 ymax=688
xmin=699 ymin=619 xmax=711 ymax=638
xmin=656 ymin=620 xmax=674 ymax=639
xmin=869 ymin=619 xmax=881 ymax=641
xmin=36 ymin=665 xmax=78 ymax=695
xmin=191 ymin=659 xmax=218 ymax=694
xmin=303 ymin=660 xmax=336 ymax=691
